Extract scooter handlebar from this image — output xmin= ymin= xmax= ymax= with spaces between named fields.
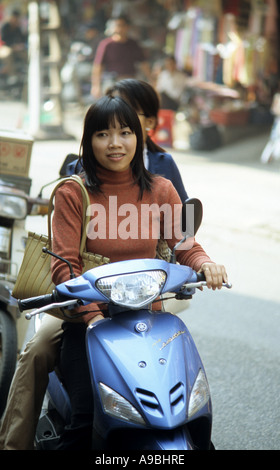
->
xmin=18 ymin=291 xmax=81 ymax=320
xmin=18 ymin=292 xmax=56 ymax=312
xmin=196 ymin=272 xmax=206 ymax=282
xmin=184 ymin=271 xmax=232 ymax=290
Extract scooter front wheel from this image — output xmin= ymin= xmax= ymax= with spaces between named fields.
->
xmin=0 ymin=309 xmax=17 ymax=417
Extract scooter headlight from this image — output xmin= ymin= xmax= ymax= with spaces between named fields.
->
xmin=96 ymin=270 xmax=166 ymax=309
xmin=99 ymin=382 xmax=145 ymax=426
xmin=0 ymin=194 xmax=27 ymax=219
xmin=188 ymin=369 xmax=210 ymax=420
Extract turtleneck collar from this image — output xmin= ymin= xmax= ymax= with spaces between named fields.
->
xmin=96 ymin=164 xmax=135 ymax=186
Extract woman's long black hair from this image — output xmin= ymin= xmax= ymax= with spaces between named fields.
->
xmin=79 ymin=95 xmax=153 ymax=198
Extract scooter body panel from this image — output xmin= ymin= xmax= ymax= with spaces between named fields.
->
xmin=86 ymin=308 xmax=210 ymax=441
xmin=33 ymin=257 xmax=220 ymax=450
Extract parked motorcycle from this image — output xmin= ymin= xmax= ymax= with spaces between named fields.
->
xmin=19 ymin=198 xmax=231 ymax=450
xmin=0 ymin=45 xmax=27 ymax=101
xmin=0 ymin=178 xmax=48 ymax=417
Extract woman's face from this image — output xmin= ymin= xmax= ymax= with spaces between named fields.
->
xmin=109 ymin=91 xmax=156 ymax=143
xmin=91 ymin=118 xmax=137 ymax=172
xmin=137 ymin=111 xmax=157 ymax=143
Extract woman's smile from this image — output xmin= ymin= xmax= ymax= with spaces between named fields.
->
xmin=107 ymin=152 xmax=125 ymax=160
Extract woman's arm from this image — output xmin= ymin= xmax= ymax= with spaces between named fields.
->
xmin=161 ymin=181 xmax=228 ymax=289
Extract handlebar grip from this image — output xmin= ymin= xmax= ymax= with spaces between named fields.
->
xmin=196 ymin=272 xmax=206 ymax=282
xmin=18 ymin=292 xmax=55 ymax=312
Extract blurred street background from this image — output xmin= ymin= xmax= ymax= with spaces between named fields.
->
xmin=1 ymin=0 xmax=280 ymax=451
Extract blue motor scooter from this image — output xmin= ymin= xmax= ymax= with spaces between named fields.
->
xmin=19 ymin=199 xmax=231 ymax=450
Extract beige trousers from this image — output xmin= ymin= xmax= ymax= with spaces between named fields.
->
xmin=0 ymin=315 xmax=63 ymax=450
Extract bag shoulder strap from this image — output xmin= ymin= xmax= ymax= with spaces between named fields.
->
xmin=47 ymin=175 xmax=91 ymax=256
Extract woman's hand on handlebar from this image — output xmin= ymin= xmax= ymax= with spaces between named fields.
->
xmin=199 ymin=262 xmax=228 ymax=290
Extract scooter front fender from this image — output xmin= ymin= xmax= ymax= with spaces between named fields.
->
xmin=144 ymin=427 xmax=194 ymax=451
xmin=103 ymin=425 xmax=195 ymax=451
xmin=86 ymin=309 xmax=208 ymax=437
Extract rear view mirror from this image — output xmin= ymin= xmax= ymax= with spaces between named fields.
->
xmin=171 ymin=198 xmax=203 ymax=263
xmin=181 ymin=198 xmax=203 ymax=236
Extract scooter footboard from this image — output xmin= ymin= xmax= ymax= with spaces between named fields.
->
xmin=47 ymin=370 xmax=72 ymax=424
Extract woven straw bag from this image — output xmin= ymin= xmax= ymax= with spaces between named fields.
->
xmin=156 ymin=236 xmax=171 ymax=262
xmin=12 ymin=175 xmax=110 ymax=318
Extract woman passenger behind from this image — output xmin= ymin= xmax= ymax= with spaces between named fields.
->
xmin=106 ymin=79 xmax=188 ymax=202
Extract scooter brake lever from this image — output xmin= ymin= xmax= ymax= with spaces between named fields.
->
xmin=25 ymin=299 xmax=80 ymax=319
xmin=183 ymin=281 xmax=232 ymax=289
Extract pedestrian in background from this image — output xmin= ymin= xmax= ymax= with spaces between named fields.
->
xmin=261 ymin=89 xmax=280 ymax=163
xmin=91 ymin=15 xmax=151 ymax=98
xmin=155 ymin=55 xmax=189 ymax=111
xmin=1 ymin=9 xmax=26 ymax=49
xmin=0 ymin=9 xmax=27 ymax=77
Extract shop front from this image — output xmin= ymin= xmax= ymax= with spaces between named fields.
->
xmin=1 ymin=0 xmax=278 ymax=148
xmin=67 ymin=0 xmax=278 ymax=149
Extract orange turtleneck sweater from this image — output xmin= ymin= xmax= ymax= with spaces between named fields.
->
xmin=51 ymin=166 xmax=213 ymax=322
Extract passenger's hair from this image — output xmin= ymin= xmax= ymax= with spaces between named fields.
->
xmin=106 ymin=79 xmax=166 ymax=153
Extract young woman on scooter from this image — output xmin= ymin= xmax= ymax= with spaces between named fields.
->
xmin=0 ymin=79 xmax=189 ymax=451
xmin=52 ymin=95 xmax=227 ymax=449
xmin=0 ymin=90 xmax=226 ymax=451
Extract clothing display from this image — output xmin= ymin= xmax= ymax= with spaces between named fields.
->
xmin=169 ymin=0 xmax=278 ymax=90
